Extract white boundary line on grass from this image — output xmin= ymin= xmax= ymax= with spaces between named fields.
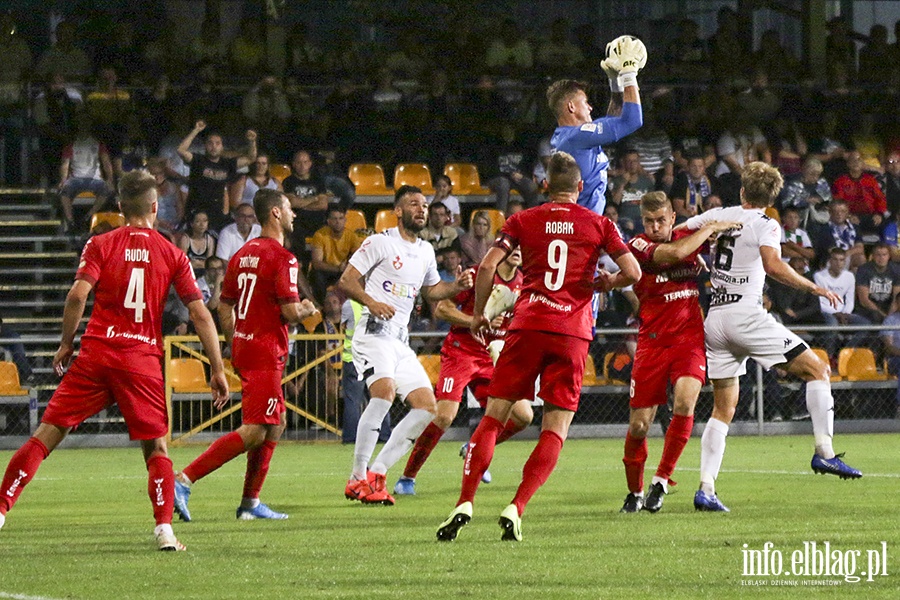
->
xmin=0 ymin=592 xmax=72 ymax=600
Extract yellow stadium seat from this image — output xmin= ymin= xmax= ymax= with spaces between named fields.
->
xmin=348 ymin=163 xmax=392 ymax=195
xmin=345 ymin=209 xmax=367 ymax=232
xmin=603 ymin=352 xmax=631 ymax=386
xmin=764 ymin=206 xmax=781 ymax=224
xmin=810 ymin=348 xmax=841 ymax=382
xmin=0 ymin=361 xmax=28 ymax=395
xmin=582 ymin=355 xmax=606 ymax=386
xmin=223 ymin=359 xmax=242 ymax=392
xmin=302 ymin=311 xmax=323 ymax=333
xmin=89 ymin=211 xmax=125 ymax=233
xmin=393 ymin=163 xmax=435 ymax=195
xmin=838 ymin=348 xmax=889 ymax=381
xmin=444 ymin=162 xmax=490 ymax=195
xmin=375 ymin=209 xmax=398 ymax=232
xmin=417 ymin=354 xmax=441 ymax=387
xmin=269 ymin=163 xmax=291 ymax=183
xmin=469 ymin=209 xmax=506 ymax=238
xmin=169 ymin=358 xmax=211 ymax=393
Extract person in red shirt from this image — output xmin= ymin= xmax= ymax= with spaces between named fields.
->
xmin=832 ymin=150 xmax=887 ymax=233
xmin=437 ymin=151 xmax=641 ymax=542
xmin=0 ymin=170 xmax=229 ymax=551
xmin=393 ymin=248 xmax=530 ymax=495
xmin=620 ymin=192 xmax=741 ymax=514
xmin=173 ymin=189 xmax=317 ymax=522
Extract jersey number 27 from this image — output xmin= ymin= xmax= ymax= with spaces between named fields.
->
xmin=236 ymin=273 xmax=258 ymax=319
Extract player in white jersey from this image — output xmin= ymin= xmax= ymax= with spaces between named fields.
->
xmin=339 ymin=185 xmax=473 ymax=505
xmin=682 ymin=162 xmax=862 ymax=512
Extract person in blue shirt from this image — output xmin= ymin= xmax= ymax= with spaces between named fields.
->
xmin=549 ymin=36 xmax=646 ymax=215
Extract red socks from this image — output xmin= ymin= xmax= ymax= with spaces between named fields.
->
xmin=512 ymin=430 xmax=564 ymax=516
xmin=655 ymin=414 xmax=693 ymax=482
xmin=623 ymin=431 xmax=648 ymax=494
xmin=402 ymin=422 xmax=445 ymax=479
xmin=243 ymin=440 xmax=277 ymax=500
xmin=183 ymin=431 xmax=247 ymax=483
xmin=0 ymin=437 xmax=50 ymax=515
xmin=146 ymin=455 xmax=174 ymax=526
xmin=496 ymin=418 xmax=526 ymax=445
xmin=457 ymin=416 xmax=503 ymax=506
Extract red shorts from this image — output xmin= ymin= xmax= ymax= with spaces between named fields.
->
xmin=42 ymin=354 xmax=167 ymax=440
xmin=239 ymin=369 xmax=285 ymax=425
xmin=489 ymin=330 xmax=586 ymax=411
xmin=629 ymin=341 xmax=707 ymax=409
xmin=436 ymin=341 xmax=493 ymax=407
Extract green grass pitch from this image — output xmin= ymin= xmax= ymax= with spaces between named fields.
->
xmin=0 ymin=434 xmax=897 ymax=599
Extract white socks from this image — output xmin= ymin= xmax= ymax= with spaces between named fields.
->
xmin=806 ymin=380 xmax=835 ymax=459
xmin=651 ymin=475 xmax=668 ymax=494
xmin=699 ymin=418 xmax=729 ymax=494
xmin=371 ymin=409 xmax=434 ymax=475
xmin=351 ymin=398 xmax=392 ymax=480
xmin=240 ymin=497 xmax=260 ymax=510
xmin=154 ymin=523 xmax=174 ymax=537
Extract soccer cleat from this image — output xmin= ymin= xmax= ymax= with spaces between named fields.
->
xmin=236 ymin=502 xmax=289 ymax=520
xmin=360 ymin=473 xmax=395 ymax=506
xmin=693 ymin=490 xmax=730 ymax=512
xmin=344 ymin=471 xmax=376 ymax=501
xmin=811 ymin=453 xmax=862 ymax=479
xmin=173 ymin=479 xmax=192 ymax=522
xmin=620 ymin=492 xmax=643 ymax=513
xmin=156 ymin=531 xmax=186 ymax=552
xmin=436 ymin=501 xmax=472 ymax=542
xmin=459 ymin=443 xmax=492 ymax=484
xmin=393 ymin=476 xmax=416 ymax=496
xmin=498 ymin=504 xmax=522 ymax=542
xmin=643 ymin=482 xmax=666 ymax=513
xmin=484 ymin=284 xmax=519 ymax=321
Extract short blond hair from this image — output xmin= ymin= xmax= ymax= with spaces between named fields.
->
xmin=546 ymin=151 xmax=581 ymax=194
xmin=640 ymin=191 xmax=672 ymax=213
xmin=741 ymin=162 xmax=784 ymax=208
xmin=118 ymin=170 xmax=157 ymax=218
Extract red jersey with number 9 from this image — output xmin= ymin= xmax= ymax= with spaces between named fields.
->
xmin=496 ymin=202 xmax=629 ymax=341
xmin=220 ymin=237 xmax=300 ymax=371
xmin=75 ymin=226 xmax=202 ymax=377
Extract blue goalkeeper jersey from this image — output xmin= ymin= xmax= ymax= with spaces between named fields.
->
xmin=550 ymin=102 xmax=643 ymax=215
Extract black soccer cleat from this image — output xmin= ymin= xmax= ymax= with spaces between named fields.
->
xmin=642 ymin=482 xmax=666 ymax=513
xmin=620 ymin=492 xmax=644 ymax=513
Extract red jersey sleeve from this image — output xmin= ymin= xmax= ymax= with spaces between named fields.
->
xmin=495 ymin=213 xmax=522 ymax=253
xmin=626 ymin=235 xmax=659 ymax=268
xmin=275 ymin=250 xmax=301 ymax=305
xmin=172 ymin=250 xmax=203 ymax=305
xmin=75 ymin=237 xmax=102 ymax=285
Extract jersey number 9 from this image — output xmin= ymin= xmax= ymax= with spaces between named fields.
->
xmin=544 ymin=240 xmax=569 ymax=292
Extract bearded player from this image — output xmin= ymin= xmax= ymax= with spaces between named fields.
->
xmin=620 ymin=192 xmax=741 ymax=513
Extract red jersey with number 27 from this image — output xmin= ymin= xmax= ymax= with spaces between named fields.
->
xmin=445 ymin=265 xmax=524 ymax=352
xmin=75 ymin=226 xmax=202 ymax=377
xmin=627 ymin=229 xmax=704 ymax=345
xmin=496 ymin=202 xmax=629 ymax=341
xmin=221 ymin=236 xmax=301 ymax=371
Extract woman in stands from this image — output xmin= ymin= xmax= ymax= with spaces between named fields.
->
xmin=177 ymin=210 xmax=216 ymax=276
xmin=429 ymin=175 xmax=462 ymax=230
xmin=233 ymin=153 xmax=282 ymax=209
xmin=459 ymin=210 xmax=493 ymax=267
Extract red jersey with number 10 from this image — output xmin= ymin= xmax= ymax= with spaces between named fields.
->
xmin=496 ymin=202 xmax=629 ymax=341
xmin=75 ymin=226 xmax=202 ymax=377
xmin=221 ymin=236 xmax=301 ymax=371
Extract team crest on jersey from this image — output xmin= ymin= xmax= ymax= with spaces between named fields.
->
xmin=580 ymin=123 xmax=602 ymax=133
xmin=631 ymin=237 xmax=649 ymax=252
xmin=392 ymin=255 xmax=403 ymax=270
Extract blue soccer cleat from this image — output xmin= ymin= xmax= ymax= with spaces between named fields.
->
xmin=173 ymin=479 xmax=192 ymax=522
xmin=459 ymin=442 xmax=492 ymax=484
xmin=236 ymin=502 xmax=289 ymax=520
xmin=811 ymin=453 xmax=862 ymax=479
xmin=393 ymin=476 xmax=416 ymax=495
xmin=694 ymin=489 xmax=730 ymax=512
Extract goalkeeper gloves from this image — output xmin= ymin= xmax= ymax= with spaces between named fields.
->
xmin=605 ymin=35 xmax=647 ymax=89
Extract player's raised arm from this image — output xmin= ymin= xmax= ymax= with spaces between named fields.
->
xmin=422 ymin=265 xmax=474 ymax=303
xmin=654 ymin=221 xmax=742 ymax=265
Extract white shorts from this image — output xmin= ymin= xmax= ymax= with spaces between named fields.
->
xmin=704 ymin=305 xmax=808 ymax=379
xmin=351 ymin=329 xmax=432 ymax=400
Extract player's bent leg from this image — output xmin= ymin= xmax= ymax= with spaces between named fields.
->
xmin=0 ymin=423 xmax=65 ymax=524
xmin=176 ymin=430 xmax=251 ymax=521
xmin=622 ymin=406 xmax=653 ymax=513
xmin=696 ymin=378 xmax=737 ymax=511
xmin=786 ymin=351 xmax=862 ymax=479
xmin=647 ymin=377 xmax=701 ymax=513
xmin=397 ymin=399 xmax=458 ymax=495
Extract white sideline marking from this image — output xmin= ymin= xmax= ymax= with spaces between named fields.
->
xmin=0 ymin=592 xmax=71 ymax=600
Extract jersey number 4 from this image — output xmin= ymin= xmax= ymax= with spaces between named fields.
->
xmin=236 ymin=273 xmax=258 ymax=320
xmin=544 ymin=240 xmax=569 ymax=291
xmin=125 ymin=268 xmax=146 ymax=323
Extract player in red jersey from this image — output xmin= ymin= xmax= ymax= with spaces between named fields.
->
xmin=620 ymin=192 xmax=741 ymax=514
xmin=437 ymin=151 xmax=641 ymax=542
xmin=0 ymin=171 xmax=228 ymax=551
xmin=173 ymin=189 xmax=317 ymax=522
xmin=393 ymin=247 xmax=532 ymax=495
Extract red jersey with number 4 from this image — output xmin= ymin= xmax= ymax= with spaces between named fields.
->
xmin=628 ymin=230 xmax=704 ymax=345
xmin=445 ymin=265 xmax=524 ymax=352
xmin=75 ymin=226 xmax=202 ymax=377
xmin=496 ymin=202 xmax=629 ymax=341
xmin=221 ymin=236 xmax=300 ymax=371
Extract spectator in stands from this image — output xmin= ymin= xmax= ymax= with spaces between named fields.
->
xmin=832 ymin=150 xmax=887 ymax=240
xmin=482 ymin=123 xmax=541 ymax=213
xmin=187 ymin=16 xmax=226 ymax=70
xmin=609 ymin=148 xmax=653 ymax=227
xmin=178 ymin=60 xmax=229 ymax=127
xmin=814 ymin=247 xmax=870 ymax=357
xmin=147 ymin=157 xmax=184 ymax=240
xmin=736 ymin=70 xmax=782 ymax=126
xmin=879 ymin=293 xmax=900 ymax=419
xmin=708 ymin=6 xmax=749 ymax=85
xmin=882 ymin=210 xmax=900 ymax=262
xmin=177 ymin=210 xmax=216 ymax=275
xmin=136 ymin=73 xmax=175 ymax=155
xmin=768 ymin=256 xmax=824 ymax=329
xmin=485 ymin=18 xmax=533 ymax=77
xmin=781 ymin=207 xmax=815 ymax=263
xmin=216 ymin=203 xmax=261 ymax=264
xmin=418 ymin=201 xmax=459 ymax=260
xmin=242 ymin=75 xmax=292 ymax=158
xmin=405 ymin=69 xmax=457 ymax=166
xmin=437 ymin=247 xmax=464 ymax=282
xmin=197 ymin=256 xmax=225 ymax=320
xmin=0 ymin=315 xmax=33 ymax=384
xmin=671 ymin=150 xmax=717 ymax=221
xmin=58 ymin=113 xmax=115 ymax=232
xmin=769 ymin=116 xmax=807 ymax=177
xmin=310 ymin=207 xmax=362 ymax=304
xmin=0 ymin=13 xmax=32 ymax=186
xmin=629 ymin=108 xmax=673 ymax=178
xmin=532 ymin=137 xmax=553 ymax=190
xmin=858 ymin=24 xmax=893 ymax=88
xmin=459 ymin=210 xmax=493 ymax=267
xmin=33 ymin=72 xmax=82 ymax=186
xmin=506 ymin=197 xmax=526 ymax=216
xmin=663 ymin=18 xmax=708 ymax=81
xmin=312 ymin=147 xmax=356 ymax=212
xmin=826 ymin=16 xmax=857 ymax=84
xmin=234 ymin=153 xmax=281 ymax=209
xmin=428 ymin=175 xmax=462 ymax=230
xmin=815 ymin=199 xmax=865 ymax=269
xmin=230 ymin=17 xmax=266 ymax=76
xmin=35 ymin=21 xmax=91 ymax=83
xmin=714 ymin=109 xmax=771 ymax=177
xmin=655 ymin=158 xmax=676 ymax=196
xmin=536 ymin=18 xmax=584 ymax=77
xmin=855 ymin=243 xmax=900 ymax=324
xmin=753 ymin=29 xmax=800 ymax=84
xmin=286 ymin=22 xmax=324 ymax=83
xmin=282 ymin=149 xmax=330 ymax=259
xmin=779 ymin=157 xmax=832 ymax=229
xmin=851 ymin=114 xmax=885 ymax=174
xmin=807 ymin=111 xmax=848 ymax=182
xmin=177 ymin=120 xmax=258 ymax=231
xmin=880 ymin=151 xmax=900 ymax=218
xmin=85 ymin=65 xmax=133 ymax=170
xmin=603 ymin=203 xmax=635 ymax=242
